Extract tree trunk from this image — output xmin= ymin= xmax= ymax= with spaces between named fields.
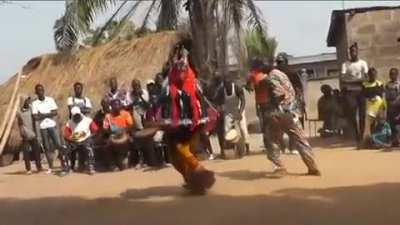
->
xmin=188 ymin=0 xmax=218 ymax=82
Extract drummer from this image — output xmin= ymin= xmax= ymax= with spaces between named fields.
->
xmin=213 ymin=74 xmax=250 ymax=156
xmin=63 ymin=106 xmax=98 ymax=175
xmin=103 ymin=99 xmax=134 ymax=171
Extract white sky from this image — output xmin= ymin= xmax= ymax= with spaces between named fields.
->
xmin=0 ymin=0 xmax=399 ymax=82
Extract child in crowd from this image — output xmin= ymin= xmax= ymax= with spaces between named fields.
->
xmin=362 ymin=68 xmax=385 ymax=147
xmin=371 ymin=114 xmax=392 ymax=149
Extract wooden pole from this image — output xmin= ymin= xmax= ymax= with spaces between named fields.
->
xmin=0 ymin=94 xmax=21 ymax=155
xmin=0 ymin=70 xmax=22 ymax=140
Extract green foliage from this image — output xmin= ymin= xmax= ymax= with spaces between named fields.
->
xmin=83 ymin=20 xmax=137 ymax=45
xmin=245 ymin=28 xmax=277 ymax=60
xmin=54 ymin=0 xmax=115 ymax=51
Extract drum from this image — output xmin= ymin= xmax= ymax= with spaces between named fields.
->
xmin=133 ymin=127 xmax=159 ymax=139
xmin=225 ymin=128 xmax=240 ymax=144
xmin=71 ymin=131 xmax=89 ymax=143
xmin=110 ymin=132 xmax=130 ymax=145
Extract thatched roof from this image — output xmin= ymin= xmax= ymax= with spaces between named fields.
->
xmin=0 ymin=31 xmax=182 ymax=161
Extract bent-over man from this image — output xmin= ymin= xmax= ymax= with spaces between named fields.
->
xmin=262 ymin=63 xmax=321 ymax=176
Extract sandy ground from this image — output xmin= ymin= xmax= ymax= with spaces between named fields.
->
xmin=1 ymin=135 xmax=400 ymax=225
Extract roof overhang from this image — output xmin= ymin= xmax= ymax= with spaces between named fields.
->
xmin=326 ymin=6 xmax=400 ymax=47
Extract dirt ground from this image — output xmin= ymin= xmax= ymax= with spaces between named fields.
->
xmin=1 ymin=135 xmax=400 ymax=225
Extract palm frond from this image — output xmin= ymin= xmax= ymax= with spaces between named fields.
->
xmin=245 ymin=28 xmax=277 ymax=59
xmin=76 ymin=0 xmax=114 ymax=29
xmin=244 ymin=0 xmax=267 ymax=35
xmin=139 ymin=0 xmax=158 ymax=31
xmin=227 ymin=0 xmax=244 ymax=33
xmin=105 ymin=0 xmax=143 ymax=40
xmin=92 ymin=0 xmax=129 ymax=46
xmin=53 ymin=14 xmax=77 ymax=52
xmin=53 ymin=0 xmax=115 ymax=52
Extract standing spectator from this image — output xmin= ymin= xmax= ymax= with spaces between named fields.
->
xmin=362 ymin=68 xmax=385 ymax=146
xmin=104 ymin=77 xmax=128 ymax=106
xmin=385 ymin=68 xmax=400 ymax=144
xmin=332 ymin=89 xmax=346 ymax=135
xmin=126 ymin=79 xmax=149 ymax=130
xmin=17 ymin=96 xmax=43 ymax=174
xmin=67 ymin=82 xmax=92 ymax=117
xmin=213 ymin=76 xmax=250 ymax=157
xmin=126 ymin=79 xmax=150 ymax=167
xmin=341 ymin=42 xmax=369 ymax=144
xmin=63 ymin=106 xmax=98 ymax=175
xmin=145 ymin=82 xmax=169 ymax=165
xmin=31 ymin=84 xmax=70 ymax=175
xmin=317 ymin=85 xmax=336 ymax=136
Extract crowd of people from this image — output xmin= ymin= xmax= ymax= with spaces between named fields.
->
xmin=318 ymin=42 xmax=400 ymax=150
xmin=16 ymin=41 xmax=321 ymax=193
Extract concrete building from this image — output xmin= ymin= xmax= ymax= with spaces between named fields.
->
xmin=327 ymin=6 xmax=400 ymax=80
xmin=288 ymin=52 xmax=338 ymax=80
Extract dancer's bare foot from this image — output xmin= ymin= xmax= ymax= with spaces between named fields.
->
xmin=272 ymin=167 xmax=288 ymax=177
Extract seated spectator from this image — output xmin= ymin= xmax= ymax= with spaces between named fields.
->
xmin=63 ymin=106 xmax=98 ymax=175
xmin=103 ymin=99 xmax=134 ymax=171
xmin=362 ymin=68 xmax=385 ymax=145
xmin=317 ymin=84 xmax=336 ymax=137
xmin=92 ymin=99 xmax=110 ymax=169
xmin=371 ymin=114 xmax=391 ymax=149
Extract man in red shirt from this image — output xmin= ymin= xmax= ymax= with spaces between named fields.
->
xmin=246 ymin=59 xmax=276 ymax=150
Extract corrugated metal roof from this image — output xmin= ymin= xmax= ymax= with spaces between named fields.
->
xmin=288 ymin=52 xmax=337 ymax=65
xmin=327 ymin=5 xmax=400 ymax=47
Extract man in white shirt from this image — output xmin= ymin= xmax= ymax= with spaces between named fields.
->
xmin=32 ymin=84 xmax=70 ymax=175
xmin=63 ymin=106 xmax=98 ymax=175
xmin=67 ymin=82 xmax=92 ymax=117
xmin=340 ymin=43 xmax=369 ymax=144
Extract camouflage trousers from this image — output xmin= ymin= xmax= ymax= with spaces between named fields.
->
xmin=263 ymin=108 xmax=318 ymax=171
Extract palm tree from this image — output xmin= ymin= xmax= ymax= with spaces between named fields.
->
xmin=245 ymin=28 xmax=278 ymax=60
xmin=54 ymin=0 xmax=269 ymax=78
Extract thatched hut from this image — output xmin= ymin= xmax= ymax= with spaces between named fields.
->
xmin=0 ymin=31 xmax=183 ymax=166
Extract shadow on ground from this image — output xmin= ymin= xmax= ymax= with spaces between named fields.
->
xmin=309 ymin=136 xmax=356 ymax=149
xmin=1 ymin=183 xmax=399 ymax=225
xmin=217 ymin=170 xmax=306 ymax=181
